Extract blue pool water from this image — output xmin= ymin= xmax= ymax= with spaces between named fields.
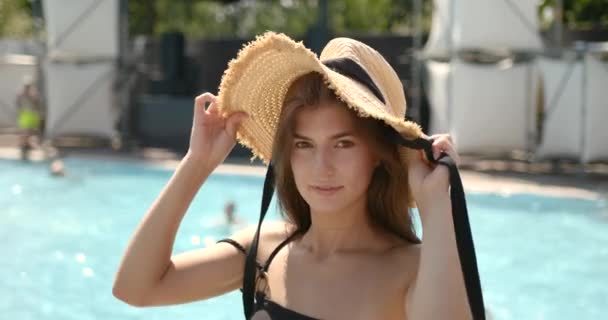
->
xmin=1 ymin=158 xmax=607 ymax=320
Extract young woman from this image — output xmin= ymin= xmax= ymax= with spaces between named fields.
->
xmin=113 ymin=32 xmax=482 ymax=320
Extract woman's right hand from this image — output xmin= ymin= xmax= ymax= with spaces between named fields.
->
xmin=186 ymin=93 xmax=248 ymax=171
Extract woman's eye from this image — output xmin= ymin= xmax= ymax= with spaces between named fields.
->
xmin=294 ymin=141 xmax=311 ymax=148
xmin=336 ymin=140 xmax=354 ymax=148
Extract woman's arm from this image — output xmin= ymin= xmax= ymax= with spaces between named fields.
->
xmin=113 ymin=93 xmax=251 ymax=307
xmin=405 ymin=197 xmax=472 ymax=319
xmin=404 ymin=134 xmax=471 ymax=319
xmin=112 ymin=153 xmax=253 ymax=306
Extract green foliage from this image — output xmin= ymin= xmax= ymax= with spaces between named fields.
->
xmin=128 ymin=0 xmax=419 ymax=38
xmin=129 ymin=0 xmax=318 ymax=38
xmin=540 ymin=0 xmax=608 ymax=29
xmin=330 ymin=0 xmax=393 ymax=34
xmin=0 ymin=0 xmax=606 ymax=40
xmin=0 ymin=0 xmax=35 ymax=38
xmin=566 ymin=0 xmax=608 ymax=28
xmin=127 ymin=0 xmax=157 ymax=35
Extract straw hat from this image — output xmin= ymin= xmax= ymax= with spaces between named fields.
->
xmin=217 ymin=31 xmax=423 ymax=164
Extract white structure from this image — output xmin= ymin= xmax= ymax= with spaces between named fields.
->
xmin=42 ymin=0 xmax=119 ymax=58
xmin=582 ymin=54 xmax=608 ymax=163
xmin=424 ymin=0 xmax=542 ymax=154
xmin=425 ymin=60 xmax=450 ymax=134
xmin=43 ymin=60 xmax=118 ymax=138
xmin=536 ymin=57 xmax=583 ymax=159
xmin=426 ymin=59 xmax=538 ymax=154
xmin=41 ymin=0 xmax=120 ymax=140
xmin=424 ymin=0 xmax=452 ymax=58
xmin=449 ymin=60 xmax=537 ymax=153
xmin=425 ymin=0 xmax=543 ymax=57
xmin=0 ymin=55 xmax=37 ymax=128
xmin=536 ymin=53 xmax=608 ymax=163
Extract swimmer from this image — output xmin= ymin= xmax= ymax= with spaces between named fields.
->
xmin=223 ymin=201 xmax=245 ymax=226
xmin=49 ymin=159 xmax=65 ymax=177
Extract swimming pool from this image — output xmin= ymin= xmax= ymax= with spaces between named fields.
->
xmin=1 ymin=157 xmax=606 ymax=320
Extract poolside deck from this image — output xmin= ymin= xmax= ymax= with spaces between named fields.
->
xmin=1 ymin=133 xmax=607 ymax=201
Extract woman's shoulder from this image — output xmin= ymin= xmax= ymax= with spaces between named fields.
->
xmin=227 ymin=220 xmax=296 ymax=251
xmin=263 ymin=220 xmax=297 ymax=237
xmin=390 ymin=238 xmax=421 ymax=269
xmin=345 ymin=231 xmax=421 ymax=274
xmin=380 ymin=238 xmax=422 ymax=286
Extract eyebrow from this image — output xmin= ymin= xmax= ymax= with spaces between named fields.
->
xmin=293 ymin=132 xmax=355 ymax=140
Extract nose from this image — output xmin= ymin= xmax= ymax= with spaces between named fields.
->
xmin=313 ymin=145 xmax=335 ymax=178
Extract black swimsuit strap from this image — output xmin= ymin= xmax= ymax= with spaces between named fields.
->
xmin=243 ymin=165 xmax=275 ymax=318
xmin=262 ymin=231 xmax=301 ymax=272
xmin=217 ymin=238 xmax=247 ymax=254
xmin=217 ymin=238 xmax=264 ymax=271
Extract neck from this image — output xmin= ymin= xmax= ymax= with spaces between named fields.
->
xmin=300 ymin=199 xmax=379 ymax=260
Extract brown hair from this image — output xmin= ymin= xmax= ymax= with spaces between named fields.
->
xmin=271 ymin=72 xmax=420 ymax=244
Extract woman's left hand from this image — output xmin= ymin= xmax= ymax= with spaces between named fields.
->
xmin=407 ymin=134 xmax=460 ymax=209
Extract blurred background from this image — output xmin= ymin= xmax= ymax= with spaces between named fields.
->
xmin=0 ymin=1 xmax=607 ymax=320
xmin=0 ymin=0 xmax=607 ymax=161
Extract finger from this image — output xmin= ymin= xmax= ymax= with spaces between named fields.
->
xmin=429 ymin=134 xmax=442 ymax=160
xmin=449 ymin=147 xmax=461 ymax=165
xmin=432 ymin=138 xmax=447 ymax=156
xmin=225 ymin=112 xmax=249 ymax=139
xmin=432 ymin=138 xmax=460 ymax=164
xmin=430 ymin=134 xmax=454 ymax=149
xmin=446 ymin=134 xmax=453 ymax=144
xmin=195 ymin=92 xmax=217 ymax=111
xmin=431 ymin=138 xmax=443 ymax=160
xmin=436 ymin=146 xmax=460 ymax=165
xmin=194 ymin=93 xmax=218 ymax=122
xmin=207 ymin=100 xmax=220 ymax=115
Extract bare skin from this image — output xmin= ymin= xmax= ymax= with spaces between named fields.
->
xmin=112 ymin=93 xmax=471 ymax=319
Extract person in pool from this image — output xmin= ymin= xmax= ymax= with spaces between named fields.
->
xmin=49 ymin=159 xmax=66 ymax=177
xmin=113 ymin=33 xmax=480 ymax=319
xmin=224 ymin=201 xmax=245 ymax=226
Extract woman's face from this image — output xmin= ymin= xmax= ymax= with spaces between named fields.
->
xmin=290 ymin=102 xmax=379 ymax=215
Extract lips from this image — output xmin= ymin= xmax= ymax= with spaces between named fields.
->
xmin=310 ymin=185 xmax=343 ymax=196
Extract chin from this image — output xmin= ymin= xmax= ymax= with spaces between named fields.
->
xmin=307 ymin=203 xmax=344 ymax=216
xmin=304 ymin=195 xmax=349 ymax=216
xmin=301 ymin=186 xmax=367 ymax=216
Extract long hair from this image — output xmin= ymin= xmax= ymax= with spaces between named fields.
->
xmin=271 ymin=72 xmax=420 ymax=244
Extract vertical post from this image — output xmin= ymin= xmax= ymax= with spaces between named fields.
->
xmin=30 ymin=0 xmax=48 ymax=140
xmin=319 ymin=0 xmax=328 ymax=34
xmin=318 ymin=0 xmax=329 ymax=52
xmin=555 ymin=0 xmax=563 ymax=48
xmin=412 ymin=0 xmax=422 ymax=124
xmin=579 ymin=47 xmax=587 ymax=166
xmin=446 ymin=0 xmax=455 ymax=134
xmin=118 ymin=0 xmax=131 ymax=148
xmin=308 ymin=0 xmax=329 ymax=54
xmin=119 ymin=0 xmax=129 ymax=60
xmin=524 ymin=62 xmax=532 ymax=154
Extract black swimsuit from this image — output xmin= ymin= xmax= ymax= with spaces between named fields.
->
xmin=217 ymin=234 xmax=319 ymax=320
